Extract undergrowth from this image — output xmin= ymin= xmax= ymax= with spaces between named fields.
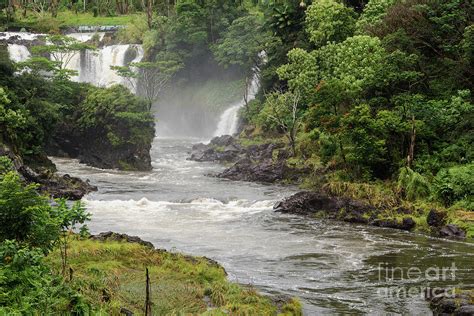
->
xmin=44 ymin=238 xmax=302 ymax=315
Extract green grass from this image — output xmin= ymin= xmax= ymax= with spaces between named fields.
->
xmin=10 ymin=11 xmax=143 ymax=33
xmin=45 ymin=238 xmax=301 ymax=315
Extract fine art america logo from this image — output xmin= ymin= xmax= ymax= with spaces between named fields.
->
xmin=376 ymin=262 xmax=457 ymax=299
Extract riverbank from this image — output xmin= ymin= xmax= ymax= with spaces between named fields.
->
xmin=189 ymin=136 xmax=474 ymax=240
xmin=45 ymin=233 xmax=302 ymax=315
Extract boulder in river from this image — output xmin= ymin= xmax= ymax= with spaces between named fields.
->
xmin=274 ymin=191 xmax=376 ymax=224
xmin=274 ymin=191 xmax=423 ymax=231
xmin=428 ymin=290 xmax=474 ymax=315
xmin=427 ymin=209 xmax=447 ymax=227
xmin=439 ymin=224 xmax=466 ymax=239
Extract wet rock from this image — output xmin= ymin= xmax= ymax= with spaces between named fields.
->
xmin=457 ymin=305 xmax=474 ymax=315
xmin=274 ymin=191 xmax=375 ymax=223
xmin=210 ymin=135 xmax=235 ymax=147
xmin=402 ymin=217 xmax=416 ymax=230
xmin=218 ymin=158 xmax=298 ymax=183
xmin=91 ymin=231 xmax=155 ymax=248
xmin=189 ymin=137 xmax=307 ymax=183
xmin=429 ymin=291 xmax=474 ymax=315
xmin=1 ymin=143 xmax=96 ymax=200
xmin=427 ymin=209 xmax=447 ymax=227
xmin=439 ymin=224 xmax=466 ymax=239
xmin=372 ymin=217 xmax=416 ymax=231
xmin=274 ymin=192 xmax=424 ymax=232
xmin=189 ymin=136 xmax=244 ymax=163
xmin=47 ymin=121 xmax=154 ymax=171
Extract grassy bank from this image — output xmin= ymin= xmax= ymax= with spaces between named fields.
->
xmin=5 ymin=11 xmax=142 ymax=33
xmin=44 ymin=237 xmax=302 ymax=315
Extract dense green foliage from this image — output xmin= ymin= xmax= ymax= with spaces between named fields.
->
xmin=79 ymin=85 xmax=154 ymax=147
xmin=242 ymin=0 xmax=473 ymax=211
xmin=0 ymin=160 xmax=91 ymax=313
xmin=0 ymin=42 xmax=154 ymax=164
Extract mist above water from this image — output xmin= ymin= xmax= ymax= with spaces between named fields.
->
xmin=4 ymin=31 xmax=252 ymax=138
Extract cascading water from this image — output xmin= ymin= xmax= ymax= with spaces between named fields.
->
xmin=3 ymin=32 xmax=143 ymax=90
xmin=213 ymin=73 xmax=260 ymax=137
xmin=6 ymin=44 xmax=31 ymax=62
xmin=66 ymin=44 xmax=143 ymax=90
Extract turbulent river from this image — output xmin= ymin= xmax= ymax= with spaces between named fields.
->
xmin=53 ymin=137 xmax=474 ymax=315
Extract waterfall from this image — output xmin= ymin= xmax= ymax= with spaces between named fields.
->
xmin=65 ymin=44 xmax=143 ymax=89
xmin=213 ymin=73 xmax=260 ymax=137
xmin=4 ymin=32 xmax=143 ymax=90
xmin=7 ymin=44 xmax=31 ymax=62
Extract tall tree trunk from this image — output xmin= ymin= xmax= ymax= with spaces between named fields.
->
xmin=243 ymin=76 xmax=250 ymax=113
xmin=22 ymin=0 xmax=27 ymax=18
xmin=407 ymin=115 xmax=416 ymax=168
xmin=51 ymin=0 xmax=58 ymax=17
xmin=146 ymin=0 xmax=153 ymax=29
xmin=7 ymin=0 xmax=14 ymax=22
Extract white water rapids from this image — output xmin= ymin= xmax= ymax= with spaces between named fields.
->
xmin=50 ymin=138 xmax=474 ymax=315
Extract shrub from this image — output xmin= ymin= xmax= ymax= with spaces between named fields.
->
xmin=434 ymin=164 xmax=474 ymax=209
xmin=397 ymin=167 xmax=431 ymax=201
xmin=0 ymin=240 xmax=88 ymax=314
xmin=0 ymin=171 xmax=59 ymax=250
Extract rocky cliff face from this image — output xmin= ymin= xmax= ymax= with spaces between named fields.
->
xmin=0 ymin=142 xmax=96 ymax=200
xmin=47 ymin=122 xmax=153 ymax=171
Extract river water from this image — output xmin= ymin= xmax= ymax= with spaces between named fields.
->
xmin=52 ymin=137 xmax=474 ymax=315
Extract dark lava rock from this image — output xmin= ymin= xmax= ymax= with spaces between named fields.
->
xmin=91 ymin=231 xmax=155 ymax=248
xmin=429 ymin=292 xmax=474 ymax=315
xmin=217 ymin=158 xmax=299 ymax=183
xmin=372 ymin=217 xmax=416 ymax=231
xmin=274 ymin=191 xmax=423 ymax=232
xmin=439 ymin=224 xmax=466 ymax=239
xmin=427 ymin=209 xmax=448 ymax=227
xmin=1 ymin=143 xmax=96 ymax=200
xmin=210 ymin=135 xmax=235 ymax=147
xmin=190 ymin=137 xmax=305 ymax=184
xmin=47 ymin=122 xmax=153 ymax=171
xmin=189 ymin=136 xmax=244 ymax=163
xmin=274 ymin=191 xmax=375 ymax=223
xmin=20 ymin=165 xmax=97 ymax=200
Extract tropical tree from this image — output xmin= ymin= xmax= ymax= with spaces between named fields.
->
xmin=20 ymin=35 xmax=95 ymax=81
xmin=113 ymin=60 xmax=182 ymax=108
xmin=257 ymin=91 xmax=303 ymax=156
xmin=304 ymin=0 xmax=356 ymax=47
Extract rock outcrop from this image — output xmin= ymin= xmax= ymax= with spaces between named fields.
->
xmin=274 ymin=191 xmax=467 ymax=238
xmin=91 ymin=231 xmax=155 ymax=248
xmin=47 ymin=123 xmax=153 ymax=171
xmin=274 ymin=191 xmax=377 ymax=225
xmin=426 ymin=210 xmax=466 ymax=239
xmin=0 ymin=142 xmax=96 ymax=200
xmin=189 ymin=136 xmax=308 ymax=183
xmin=428 ymin=290 xmax=474 ymax=315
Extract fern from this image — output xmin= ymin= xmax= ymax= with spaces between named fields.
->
xmin=397 ymin=167 xmax=431 ymax=201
